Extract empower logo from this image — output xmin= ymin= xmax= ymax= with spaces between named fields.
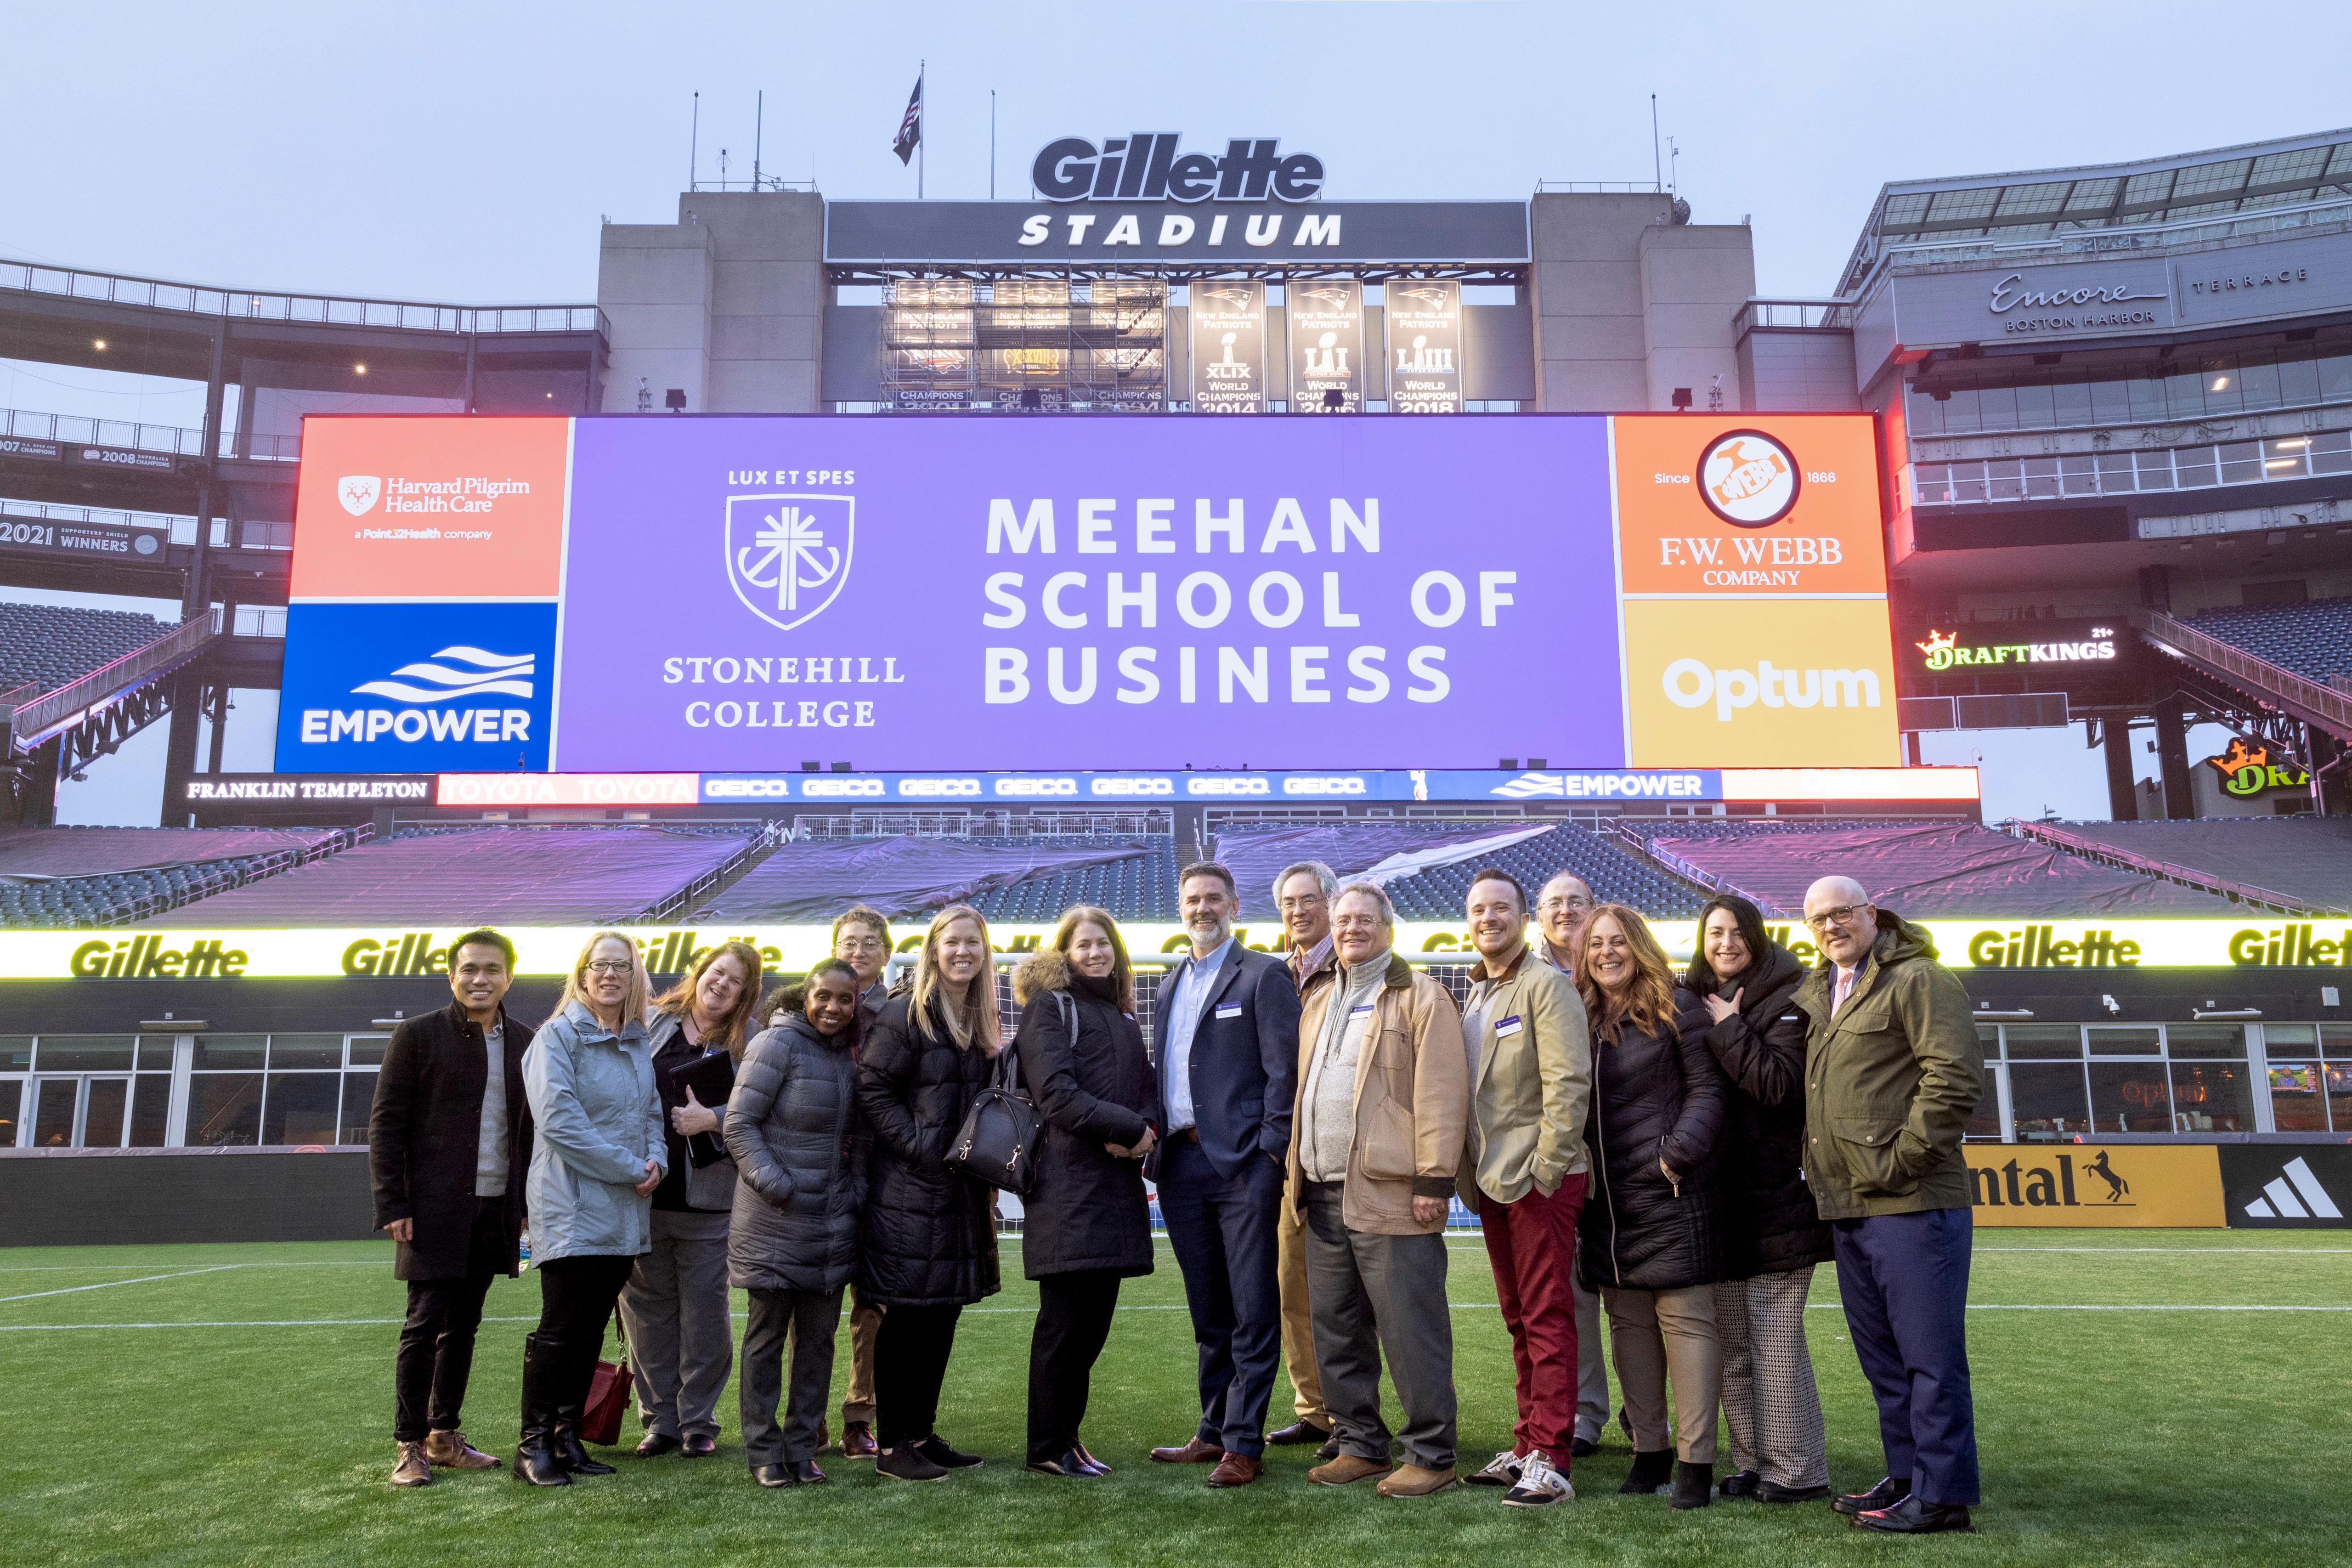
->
xmin=1661 ymin=658 xmax=1880 ymax=721
xmin=351 ymin=645 xmax=535 ymax=703
xmin=2242 ymin=1156 xmax=2343 ymax=1221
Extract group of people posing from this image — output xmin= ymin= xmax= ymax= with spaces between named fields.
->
xmin=367 ymin=857 xmax=1985 ymax=1534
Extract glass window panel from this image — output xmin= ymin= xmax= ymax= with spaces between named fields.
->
xmin=2277 ymin=351 xmax=2321 ymax=406
xmin=347 ymin=1037 xmax=389 ymax=1067
xmin=2261 ymin=437 xmax=2311 ymax=480
xmin=2012 ymin=379 xmax=2056 ymax=428
xmin=2008 ymin=1062 xmax=2090 ymax=1138
xmin=268 ymin=1035 xmax=343 ymax=1070
xmin=2059 ymin=455 xmax=2101 ymax=496
xmin=187 ymin=1073 xmax=262 ymax=1146
xmin=1940 ymin=387 xmax=1981 ymax=434
xmin=0 ymin=1080 xmax=19 ymax=1146
xmin=2007 ymin=1025 xmax=2083 ymax=1059
xmin=2167 ymin=1060 xmax=2252 ymax=1131
xmin=34 ymin=1036 xmax=135 ymax=1071
xmin=2202 ymin=359 xmax=2243 ymax=414
xmin=2166 ymin=368 xmax=2208 ymax=421
xmin=2263 ymin=1024 xmax=2319 ymax=1057
xmin=2127 ymin=374 xmax=2168 ymax=423
xmin=2237 ymin=352 xmax=2283 ymax=412
xmin=1977 ymin=1025 xmax=2002 ymax=1059
xmin=261 ymin=1073 xmax=342 ymax=1147
xmin=2169 ymin=1024 xmax=2246 ymax=1058
xmin=1988 ymin=461 xmax=2025 ymax=502
xmin=342 ymin=1070 xmax=379 ymax=1143
xmin=2022 ymin=458 xmax=2060 ymax=500
xmin=2310 ymin=430 xmax=2352 ymax=476
xmin=2088 ymin=1026 xmax=2163 ymax=1055
xmin=1906 ymin=385 xmax=1944 ymax=437
xmin=81 ymin=1079 xmax=127 ymax=1148
xmin=2322 ymin=1024 xmax=2352 ymax=1059
xmin=33 ymin=1081 xmax=78 ymax=1146
xmin=1975 ymin=384 xmax=2018 ymax=430
xmin=2269 ymin=1062 xmax=2329 ymax=1131
xmin=2090 ymin=1062 xmax=2173 ymax=1132
xmin=2096 ymin=452 xmax=2138 ymax=492
xmin=2134 ymin=449 xmax=2177 ymax=489
xmin=1913 ymin=465 xmax=1952 ymax=505
xmin=0 ymin=1036 xmax=30 ymax=1071
xmin=2318 ymin=353 xmax=2352 ymax=403
xmin=130 ymin=1076 xmax=170 ymax=1147
xmin=2175 ymin=447 xmax=2219 ymax=487
xmin=136 ymin=1036 xmax=177 ymax=1070
xmin=2052 ymin=377 xmax=2092 ymax=425
xmin=193 ymin=1035 xmax=266 ymax=1071
xmin=2329 ymin=1063 xmax=2352 ymax=1131
xmin=1950 ymin=467 xmax=1988 ymax=504
xmin=1967 ymin=1076 xmax=2002 ymax=1139
xmin=2218 ymin=442 xmax=2264 ymax=483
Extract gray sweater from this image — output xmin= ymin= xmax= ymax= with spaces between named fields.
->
xmin=1299 ymin=951 xmax=1389 ymax=1182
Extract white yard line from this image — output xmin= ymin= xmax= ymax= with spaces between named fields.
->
xmin=0 ymin=1265 xmax=240 ymax=1303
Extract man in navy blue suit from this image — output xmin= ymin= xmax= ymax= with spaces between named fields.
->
xmin=1147 ymin=861 xmax=1303 ymax=1489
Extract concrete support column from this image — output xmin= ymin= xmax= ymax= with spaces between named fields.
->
xmin=2153 ymin=697 xmax=2196 ymax=821
xmin=160 ymin=671 xmax=204 ymax=827
xmin=2103 ymin=717 xmax=2138 ymax=822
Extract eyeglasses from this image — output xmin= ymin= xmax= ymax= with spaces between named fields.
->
xmin=1276 ymin=894 xmax=1327 ymax=911
xmin=1538 ymin=897 xmax=1593 ymax=914
xmin=1804 ymin=903 xmax=1869 ymax=933
xmin=585 ymin=960 xmax=635 ymax=975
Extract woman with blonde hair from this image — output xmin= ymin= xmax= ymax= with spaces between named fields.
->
xmin=855 ymin=904 xmax=1004 ymax=1481
xmin=1572 ymin=904 xmax=1730 ymax=1511
xmin=514 ymin=930 xmax=665 ymax=1486
xmin=620 ymin=940 xmax=763 ymax=1459
xmin=1012 ymin=905 xmax=1160 ymax=1476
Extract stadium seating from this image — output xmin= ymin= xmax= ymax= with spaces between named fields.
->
xmin=1639 ymin=818 xmax=2238 ymax=917
xmin=2048 ymin=816 xmax=2352 ymax=915
xmin=0 ymin=825 xmax=359 ymax=928
xmin=700 ymin=834 xmax=1179 ymax=924
xmin=0 ymin=600 xmax=175 ymax=696
xmin=180 ymin=825 xmax=758 ymax=926
xmin=1213 ymin=819 xmax=1703 ymax=920
xmin=2179 ymin=596 xmax=2352 ymax=685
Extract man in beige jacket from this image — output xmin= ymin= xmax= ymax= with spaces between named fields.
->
xmin=1269 ymin=860 xmax=1341 ymax=1454
xmin=1531 ymin=869 xmax=1610 ymax=1457
xmin=1290 ymin=881 xmax=1468 ymax=1498
xmin=1457 ymin=869 xmax=1593 ymax=1508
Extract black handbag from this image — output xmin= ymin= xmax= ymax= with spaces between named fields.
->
xmin=944 ymin=998 xmax=1055 ymax=1195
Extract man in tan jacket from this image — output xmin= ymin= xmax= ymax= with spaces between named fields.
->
xmin=1456 ymin=869 xmax=1592 ymax=1508
xmin=1290 ymin=881 xmax=1468 ymax=1498
xmin=1269 ymin=860 xmax=1341 ymax=1454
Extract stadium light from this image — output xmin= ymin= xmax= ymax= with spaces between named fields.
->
xmin=353 ymin=362 xmax=367 ymax=375
xmin=92 ymin=338 xmax=107 ymax=351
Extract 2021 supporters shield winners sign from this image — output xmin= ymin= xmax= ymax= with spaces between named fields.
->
xmin=273 ymin=413 xmax=1898 ymax=774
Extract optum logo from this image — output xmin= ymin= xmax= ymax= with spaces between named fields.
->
xmin=1662 ymin=658 xmax=1880 ymax=720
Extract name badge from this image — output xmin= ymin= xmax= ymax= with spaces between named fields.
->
xmin=1350 ymin=1003 xmax=1375 ymax=1016
xmin=1215 ymin=1003 xmax=1243 ymax=1019
xmin=1494 ymin=1016 xmax=1523 ymax=1037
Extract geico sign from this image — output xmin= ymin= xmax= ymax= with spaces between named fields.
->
xmin=1661 ymin=659 xmax=1880 ymax=721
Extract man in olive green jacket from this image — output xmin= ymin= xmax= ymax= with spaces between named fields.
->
xmin=1794 ymin=877 xmax=1983 ymax=1536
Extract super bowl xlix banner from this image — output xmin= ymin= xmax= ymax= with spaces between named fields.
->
xmin=1188 ymin=281 xmax=1265 ymax=414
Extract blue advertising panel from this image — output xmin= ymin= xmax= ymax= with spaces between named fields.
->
xmin=274 ymin=601 xmax=557 ymax=773
xmin=700 ymin=767 xmax=1724 ymax=804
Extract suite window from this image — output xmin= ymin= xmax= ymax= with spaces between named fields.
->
xmin=2167 ymin=1025 xmax=2251 ymax=1132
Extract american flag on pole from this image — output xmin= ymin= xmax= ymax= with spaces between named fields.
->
xmin=892 ymin=73 xmax=922 ymax=165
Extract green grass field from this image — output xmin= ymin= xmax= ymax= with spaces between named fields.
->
xmin=2 ymin=1229 xmax=2346 ymax=1566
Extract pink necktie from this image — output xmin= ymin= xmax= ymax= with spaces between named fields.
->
xmin=1833 ymin=967 xmax=1854 ymax=1014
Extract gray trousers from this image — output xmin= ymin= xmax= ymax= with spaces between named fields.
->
xmin=1714 ymin=1268 xmax=1829 ymax=1489
xmin=1300 ymin=1182 xmax=1456 ymax=1472
xmin=618 ymin=1209 xmax=733 ymax=1439
xmin=740 ymin=1287 xmax=843 ymax=1467
xmin=1574 ymin=1272 xmax=1609 ymax=1443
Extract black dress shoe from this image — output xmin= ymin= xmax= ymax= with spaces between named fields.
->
xmin=682 ymin=1434 xmax=716 ymax=1457
xmin=1719 ymin=1467 xmax=1760 ymax=1498
xmin=1760 ymin=1481 xmax=1832 ymax=1504
xmin=636 ymin=1432 xmax=683 ymax=1457
xmin=1268 ymin=1419 xmax=1333 ymax=1447
xmin=1026 ymin=1446 xmax=1103 ymax=1477
xmin=1854 ymin=1495 xmax=1974 ymax=1534
xmin=916 ymin=1434 xmax=983 ymax=1470
xmin=1315 ymin=1437 xmax=1341 ymax=1461
xmin=1569 ymin=1436 xmax=1599 ymax=1459
xmin=788 ymin=1458 xmax=827 ymax=1484
xmin=1832 ymin=1476 xmax=1911 ymax=1517
xmin=752 ymin=1462 xmax=798 ymax=1489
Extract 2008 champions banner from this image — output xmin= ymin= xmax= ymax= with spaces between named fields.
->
xmin=275 ymin=413 xmax=1897 ymax=774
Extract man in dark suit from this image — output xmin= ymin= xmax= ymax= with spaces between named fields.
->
xmin=1147 ymin=862 xmax=1302 ymax=1489
xmin=370 ymin=928 xmax=535 ymax=1486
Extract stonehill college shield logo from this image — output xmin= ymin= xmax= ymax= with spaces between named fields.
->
xmin=725 ymin=492 xmax=854 ymax=631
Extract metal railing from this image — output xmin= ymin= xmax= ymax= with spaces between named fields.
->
xmin=1860 ymin=192 xmax=2352 ymax=290
xmin=2 ymin=606 xmax=222 ymax=745
xmin=1733 ymin=297 xmax=1856 ymax=334
xmin=2000 ymin=818 xmax=2331 ymax=916
xmin=1535 ymin=181 xmax=1664 ymax=194
xmin=0 ymin=256 xmax=607 ymax=339
xmin=2133 ymin=607 xmax=2352 ymax=739
xmin=0 ymin=406 xmax=299 ymax=463
xmin=648 ymin=822 xmax=788 ymax=924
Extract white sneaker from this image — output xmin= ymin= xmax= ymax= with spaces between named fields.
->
xmin=1501 ymin=1452 xmax=1574 ymax=1507
xmin=1467 ymin=1449 xmax=1523 ymax=1488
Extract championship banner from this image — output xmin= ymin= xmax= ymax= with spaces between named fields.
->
xmin=1384 ymin=279 xmax=1461 ymax=413
xmin=1188 ymin=281 xmax=1266 ymax=413
xmin=1286 ymin=279 xmax=1362 ymax=413
xmin=1965 ymin=1143 xmax=2224 ymax=1228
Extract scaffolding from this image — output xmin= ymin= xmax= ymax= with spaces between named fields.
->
xmin=880 ymin=277 xmax=1165 ymax=412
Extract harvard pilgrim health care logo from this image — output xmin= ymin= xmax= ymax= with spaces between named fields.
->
xmin=338 ymin=475 xmax=383 ymax=516
xmin=726 ymin=492 xmax=854 ymax=632
xmin=1697 ymin=430 xmax=1800 ymax=529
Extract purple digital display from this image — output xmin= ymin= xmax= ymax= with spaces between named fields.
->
xmin=549 ymin=415 xmax=1623 ymax=771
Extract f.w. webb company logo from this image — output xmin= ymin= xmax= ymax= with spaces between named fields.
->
xmin=1697 ymin=430 xmax=1800 ymax=528
xmin=726 ymin=493 xmax=854 ymax=631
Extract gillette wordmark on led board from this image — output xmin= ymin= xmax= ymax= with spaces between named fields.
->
xmin=274 ymin=414 xmax=1897 ymax=773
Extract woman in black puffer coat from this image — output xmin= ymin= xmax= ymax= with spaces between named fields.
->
xmin=1011 ymin=908 xmax=1162 ymax=1477
xmin=725 ymin=959 xmax=862 ymax=1487
xmin=1684 ymin=895 xmax=1832 ymax=1504
xmin=1574 ymin=904 xmax=1730 ymax=1510
xmin=855 ymin=904 xmax=1002 ymax=1482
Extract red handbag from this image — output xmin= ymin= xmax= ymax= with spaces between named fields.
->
xmin=579 ymin=1319 xmax=633 ymax=1447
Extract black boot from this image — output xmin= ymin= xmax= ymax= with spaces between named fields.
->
xmin=1672 ymin=1460 xmax=1713 ymax=1510
xmin=512 ymin=1334 xmax=571 ymax=1487
xmin=1619 ymin=1449 xmax=1675 ymax=1494
xmin=554 ymin=1407 xmax=616 ymax=1476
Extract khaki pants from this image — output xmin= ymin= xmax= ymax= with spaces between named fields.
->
xmin=842 ymin=1289 xmax=884 ymax=1425
xmin=1276 ymin=1185 xmax=1326 ymax=1425
xmin=1602 ymin=1283 xmax=1720 ymax=1463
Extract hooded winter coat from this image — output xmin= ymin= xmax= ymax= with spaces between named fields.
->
xmin=1011 ymin=949 xmax=1162 ymax=1281
xmin=1793 ymin=910 xmax=1984 ymax=1221
xmin=1577 ymin=987 xmax=1730 ymax=1292
xmin=521 ymin=1000 xmax=665 ymax=1263
xmin=1689 ymin=944 xmax=1832 ymax=1277
xmin=854 ymin=992 xmax=1002 ymax=1308
xmin=724 ymin=1013 xmax=862 ymax=1295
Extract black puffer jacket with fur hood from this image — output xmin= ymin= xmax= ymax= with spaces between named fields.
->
xmin=1011 ymin=948 xmax=1162 ymax=1280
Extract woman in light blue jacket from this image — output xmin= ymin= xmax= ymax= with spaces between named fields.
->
xmin=514 ymin=930 xmax=666 ymax=1487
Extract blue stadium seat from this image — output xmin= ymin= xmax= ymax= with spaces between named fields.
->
xmin=2180 ymin=596 xmax=2352 ymax=684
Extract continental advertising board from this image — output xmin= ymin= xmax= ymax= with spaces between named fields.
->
xmin=272 ymin=413 xmax=1897 ymax=774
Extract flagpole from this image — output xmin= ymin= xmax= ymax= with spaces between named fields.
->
xmin=918 ymin=61 xmax=926 ymax=200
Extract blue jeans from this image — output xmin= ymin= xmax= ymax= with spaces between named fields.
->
xmin=1832 ymin=1207 xmax=1980 ymax=1506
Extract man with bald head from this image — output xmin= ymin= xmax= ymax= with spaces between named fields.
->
xmin=1793 ymin=876 xmax=1983 ymax=1535
xmin=1528 ymin=870 xmax=1607 ymax=1455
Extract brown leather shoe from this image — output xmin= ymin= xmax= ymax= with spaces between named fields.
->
xmin=841 ymin=1420 xmax=879 ymax=1460
xmin=424 ymin=1429 xmax=500 ymax=1469
xmin=1309 ymin=1453 xmax=1393 ymax=1486
xmin=1377 ymin=1463 xmax=1460 ymax=1498
xmin=392 ymin=1440 xmax=434 ymax=1487
xmin=1207 ymin=1453 xmax=1262 ymax=1489
xmin=1150 ymin=1436 xmax=1224 ymax=1464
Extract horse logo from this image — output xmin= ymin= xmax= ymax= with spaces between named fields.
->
xmin=2083 ymin=1150 xmax=2130 ymax=1204
xmin=724 ymin=493 xmax=854 ymax=632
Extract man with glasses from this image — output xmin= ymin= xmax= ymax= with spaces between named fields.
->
xmin=830 ymin=905 xmax=893 ymax=1461
xmin=1794 ymin=877 xmax=1983 ymax=1535
xmin=1267 ymin=860 xmax=1341 ymax=1455
xmin=1528 ymin=871 xmax=1608 ymax=1456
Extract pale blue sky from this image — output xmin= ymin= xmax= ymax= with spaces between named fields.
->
xmin=5 ymin=0 xmax=2343 ymax=822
